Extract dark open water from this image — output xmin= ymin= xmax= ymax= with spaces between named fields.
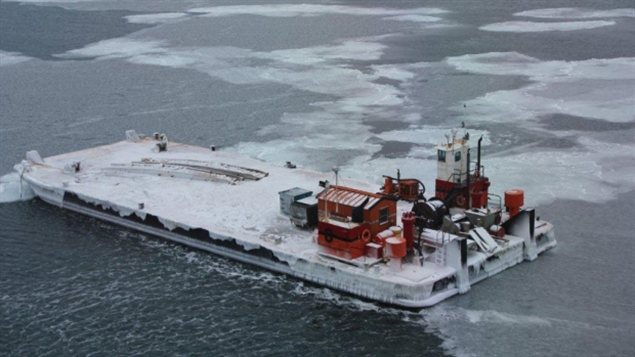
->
xmin=1 ymin=1 xmax=634 ymax=356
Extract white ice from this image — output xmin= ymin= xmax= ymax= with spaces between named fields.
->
xmin=382 ymin=15 xmax=443 ymax=23
xmin=370 ymin=64 xmax=422 ymax=81
xmin=125 ymin=13 xmax=188 ymax=25
xmin=58 ymin=39 xmax=169 ymax=61
xmin=0 ymin=51 xmax=31 ymax=67
xmin=188 ymin=4 xmax=448 ymax=19
xmin=377 ymin=126 xmax=490 ymax=146
xmin=121 ymin=4 xmax=449 ymax=29
xmin=480 ymin=20 xmax=615 ymax=32
xmin=57 ymin=37 xmax=401 ymax=106
xmin=484 ymin=137 xmax=635 ymax=205
xmin=515 ymin=8 xmax=635 ymax=19
xmin=446 ymin=52 xmax=635 ymax=123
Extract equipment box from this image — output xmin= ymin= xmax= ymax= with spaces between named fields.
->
xmin=278 ymin=187 xmax=312 ymax=216
xmin=290 ymin=196 xmax=318 ymax=229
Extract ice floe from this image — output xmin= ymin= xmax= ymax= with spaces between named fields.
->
xmin=480 ymin=7 xmax=633 ymax=33
xmin=515 ymin=8 xmax=635 ymax=19
xmin=377 ymin=126 xmax=490 ymax=146
xmin=188 ymin=4 xmax=448 ymax=19
xmin=447 ymin=52 xmax=635 ymax=123
xmin=56 ymin=35 xmax=414 ymax=121
xmin=483 ymin=137 xmax=635 ymax=205
xmin=125 ymin=12 xmax=189 ymax=25
xmin=370 ymin=64 xmax=422 ymax=81
xmin=259 ymin=38 xmax=387 ymax=65
xmin=121 ymin=4 xmax=450 ymax=28
xmin=480 ymin=20 xmax=615 ymax=32
xmin=382 ymin=14 xmax=442 ymax=23
xmin=0 ymin=51 xmax=31 ymax=66
xmin=59 ymin=38 xmax=168 ymax=60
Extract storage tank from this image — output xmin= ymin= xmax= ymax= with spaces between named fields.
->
xmin=504 ymin=189 xmax=524 ymax=218
xmin=386 ymin=237 xmax=407 ymax=272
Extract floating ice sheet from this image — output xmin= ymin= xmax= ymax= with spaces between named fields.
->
xmin=58 ymin=38 xmax=169 ymax=60
xmin=0 ymin=51 xmax=31 ymax=66
xmin=480 ymin=20 xmax=615 ymax=32
xmin=188 ymin=4 xmax=448 ymax=19
xmin=120 ymin=4 xmax=450 ymax=29
xmin=383 ymin=15 xmax=442 ymax=23
xmin=56 ymin=37 xmax=402 ymax=107
xmin=447 ymin=52 xmax=635 ymax=123
xmin=125 ymin=12 xmax=188 ymax=25
xmin=377 ymin=126 xmax=490 ymax=146
xmin=515 ymin=8 xmax=635 ymax=19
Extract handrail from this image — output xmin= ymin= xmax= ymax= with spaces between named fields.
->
xmin=488 ymin=193 xmax=502 ymax=209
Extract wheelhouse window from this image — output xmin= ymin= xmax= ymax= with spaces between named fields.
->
xmin=454 ymin=151 xmax=461 ymax=162
xmin=379 ymin=207 xmax=389 ymax=225
xmin=437 ymin=150 xmax=446 ymax=162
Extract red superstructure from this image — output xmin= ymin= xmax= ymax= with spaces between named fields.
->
xmin=311 ymin=130 xmax=532 ymax=267
xmin=433 ymin=135 xmax=490 ymax=209
xmin=316 ymin=185 xmax=396 ymax=259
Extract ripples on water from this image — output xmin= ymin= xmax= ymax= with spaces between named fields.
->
xmin=0 ymin=201 xmax=446 ymax=356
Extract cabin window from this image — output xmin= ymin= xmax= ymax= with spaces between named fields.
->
xmin=437 ymin=150 xmax=446 ymax=162
xmin=454 ymin=151 xmax=461 ymax=162
xmin=379 ymin=207 xmax=389 ymax=224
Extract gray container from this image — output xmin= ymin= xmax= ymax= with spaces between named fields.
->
xmin=279 ymin=187 xmax=312 ymax=216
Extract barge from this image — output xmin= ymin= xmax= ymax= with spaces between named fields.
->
xmin=4 ymin=130 xmax=556 ymax=308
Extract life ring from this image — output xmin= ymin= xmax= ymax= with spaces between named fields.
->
xmin=361 ymin=229 xmax=371 ymax=243
xmin=455 ymin=195 xmax=466 ymax=207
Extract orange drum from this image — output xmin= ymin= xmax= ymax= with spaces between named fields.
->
xmin=504 ymin=189 xmax=524 ymax=217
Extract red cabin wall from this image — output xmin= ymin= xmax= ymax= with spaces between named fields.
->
xmin=316 ymin=191 xmax=397 ymax=259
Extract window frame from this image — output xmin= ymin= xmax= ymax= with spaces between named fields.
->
xmin=437 ymin=150 xmax=446 ymax=162
xmin=379 ymin=207 xmax=389 ymax=225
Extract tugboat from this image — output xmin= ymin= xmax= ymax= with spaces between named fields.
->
xmin=2 ymin=129 xmax=556 ymax=308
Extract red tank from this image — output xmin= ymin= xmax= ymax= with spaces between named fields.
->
xmin=401 ymin=211 xmax=416 ymax=250
xmin=504 ymin=189 xmax=524 ymax=217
